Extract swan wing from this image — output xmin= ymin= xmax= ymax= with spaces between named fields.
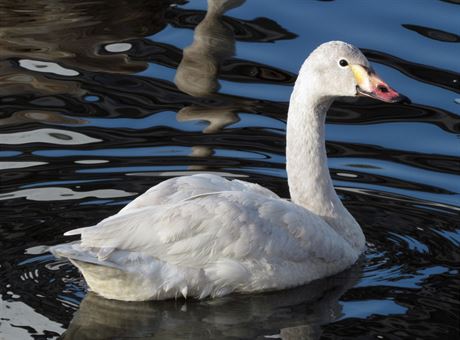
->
xmin=69 ymin=190 xmax=351 ymax=269
xmin=118 ymin=174 xmax=279 ymax=213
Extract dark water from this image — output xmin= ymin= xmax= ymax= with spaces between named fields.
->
xmin=1 ymin=0 xmax=459 ymax=339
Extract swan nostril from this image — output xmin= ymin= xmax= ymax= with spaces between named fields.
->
xmin=378 ymin=85 xmax=389 ymax=93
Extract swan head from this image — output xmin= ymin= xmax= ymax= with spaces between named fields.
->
xmin=303 ymin=41 xmax=405 ymax=103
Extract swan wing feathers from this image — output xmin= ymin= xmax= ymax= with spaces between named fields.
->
xmin=118 ymin=174 xmax=279 ymax=213
xmin=71 ymin=189 xmax=351 ymax=270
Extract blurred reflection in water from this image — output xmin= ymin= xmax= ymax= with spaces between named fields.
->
xmin=0 ymin=0 xmax=172 ymax=73
xmin=0 ymin=0 xmax=178 ymax=131
xmin=176 ymin=0 xmax=245 ymax=97
xmin=61 ymin=263 xmax=361 ymax=340
xmin=175 ymin=0 xmax=244 ymax=168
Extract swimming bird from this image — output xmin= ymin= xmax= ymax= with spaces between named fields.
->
xmin=51 ymin=41 xmax=404 ymax=301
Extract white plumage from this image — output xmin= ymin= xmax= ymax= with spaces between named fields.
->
xmin=51 ymin=41 xmax=403 ymax=301
xmin=53 ymin=174 xmax=355 ymax=300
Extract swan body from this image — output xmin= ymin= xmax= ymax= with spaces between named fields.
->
xmin=52 ymin=174 xmax=356 ymax=301
xmin=51 ymin=41 xmax=403 ymax=301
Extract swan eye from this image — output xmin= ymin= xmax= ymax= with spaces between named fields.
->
xmin=339 ymin=59 xmax=348 ymax=67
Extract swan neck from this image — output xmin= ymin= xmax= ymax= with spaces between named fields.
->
xmin=286 ymin=79 xmax=366 ymax=252
xmin=286 ymin=90 xmax=336 ymax=211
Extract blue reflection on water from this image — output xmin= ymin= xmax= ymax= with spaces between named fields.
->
xmin=359 ymin=263 xmax=450 ymax=289
xmin=0 ymin=151 xmax=22 ymax=157
xmin=148 ymin=25 xmax=194 ymax=50
xmin=83 ymin=95 xmax=101 ymax=102
xmin=229 ymin=0 xmax=460 ymax=71
xmin=327 ymin=123 xmax=460 ymax=157
xmin=78 ymin=165 xmax=187 ymax=174
xmin=72 ymin=111 xmax=204 ymax=130
xmin=137 ymin=62 xmax=177 ymax=82
xmin=340 ymin=299 xmax=408 ymax=319
xmin=433 ymin=229 xmax=460 ymax=247
xmin=329 ymin=158 xmax=460 ymax=194
xmin=388 ymin=232 xmax=429 ymax=254
xmin=229 ymin=113 xmax=285 ymax=131
xmin=218 ymin=80 xmax=291 ymax=101
xmin=334 ymin=179 xmax=460 ymax=208
xmin=34 ymin=146 xmax=193 ymax=157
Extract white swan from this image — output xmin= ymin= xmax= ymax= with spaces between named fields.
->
xmin=51 ymin=41 xmax=404 ymax=301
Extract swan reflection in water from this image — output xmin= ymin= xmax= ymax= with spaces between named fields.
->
xmin=175 ymin=0 xmax=245 ymax=169
xmin=60 ymin=261 xmax=361 ymax=340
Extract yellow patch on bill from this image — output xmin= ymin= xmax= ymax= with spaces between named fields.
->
xmin=350 ymin=65 xmax=367 ymax=85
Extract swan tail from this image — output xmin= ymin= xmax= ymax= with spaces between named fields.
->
xmin=63 ymin=225 xmax=96 ymax=236
xmin=50 ymin=243 xmax=209 ymax=301
xmin=49 ymin=243 xmax=121 ymax=269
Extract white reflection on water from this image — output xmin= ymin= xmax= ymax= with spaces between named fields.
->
xmin=0 ymin=298 xmax=65 ymax=340
xmin=0 ymin=161 xmax=47 ymax=170
xmin=74 ymin=159 xmax=109 ymax=164
xmin=104 ymin=42 xmax=132 ymax=53
xmin=0 ymin=128 xmax=101 ymax=145
xmin=19 ymin=59 xmax=79 ymax=76
xmin=0 ymin=187 xmax=135 ymax=202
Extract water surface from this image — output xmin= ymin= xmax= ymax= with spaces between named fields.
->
xmin=1 ymin=0 xmax=459 ymax=339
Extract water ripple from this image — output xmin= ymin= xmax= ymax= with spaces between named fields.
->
xmin=0 ymin=128 xmax=101 ymax=145
xmin=0 ymin=187 xmax=135 ymax=202
xmin=1 ymin=0 xmax=459 ymax=338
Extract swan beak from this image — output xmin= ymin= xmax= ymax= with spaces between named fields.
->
xmin=351 ymin=65 xmax=408 ymax=103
